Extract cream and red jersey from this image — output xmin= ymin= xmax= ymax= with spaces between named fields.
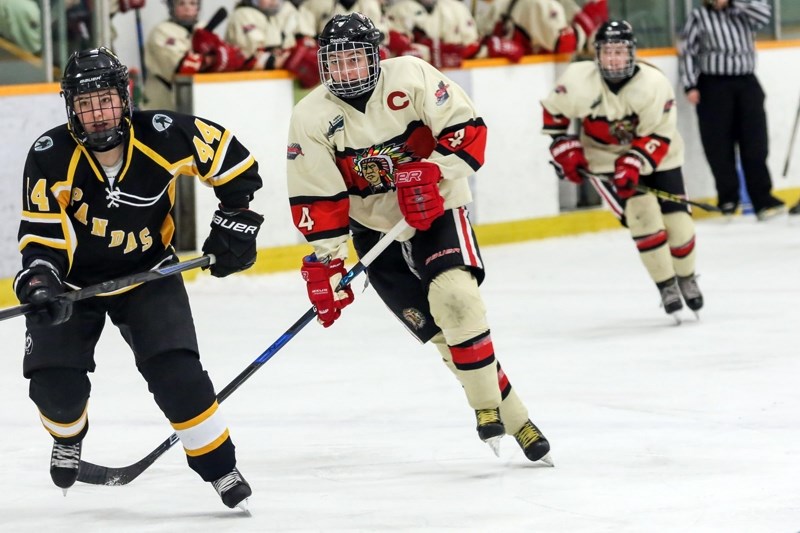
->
xmin=386 ymin=0 xmax=480 ymax=46
xmin=286 ymin=55 xmax=487 ymax=262
xmin=299 ymin=0 xmax=388 ymax=37
xmin=541 ymin=60 xmax=684 ymax=174
xmin=19 ymin=111 xmax=262 ymax=287
xmin=225 ymin=3 xmax=301 ymax=56
xmin=480 ymin=0 xmax=585 ymax=54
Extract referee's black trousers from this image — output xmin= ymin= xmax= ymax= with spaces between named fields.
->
xmin=695 ymin=74 xmax=775 ymax=211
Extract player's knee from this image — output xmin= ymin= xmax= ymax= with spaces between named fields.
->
xmin=428 ymin=268 xmax=488 ymax=344
xmin=138 ymin=350 xmax=216 ymax=421
xmin=28 ymin=367 xmax=90 ymax=421
xmin=625 ymin=193 xmax=664 ymax=237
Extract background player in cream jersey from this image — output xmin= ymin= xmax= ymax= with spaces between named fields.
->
xmin=287 ymin=13 xmax=551 ymax=464
xmin=541 ymin=20 xmax=704 ymax=319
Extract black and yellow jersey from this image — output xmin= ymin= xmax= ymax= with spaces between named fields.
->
xmin=18 ymin=110 xmax=263 ymax=287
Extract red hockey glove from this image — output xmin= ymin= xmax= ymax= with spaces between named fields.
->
xmin=301 ymin=255 xmax=354 ymax=328
xmin=283 ymin=43 xmax=321 ymax=88
xmin=387 ymin=30 xmax=413 ymax=56
xmin=613 ymin=154 xmax=643 ymax=199
xmin=485 ymin=36 xmax=524 ymax=63
xmin=203 ymin=42 xmax=246 ymax=72
xmin=550 ymin=136 xmax=588 ymax=184
xmin=574 ymin=0 xmax=608 ymax=37
xmin=192 ymin=28 xmax=223 ymax=55
xmin=554 ymin=27 xmax=578 ymax=54
xmin=118 ymin=0 xmax=146 ymax=12
xmin=177 ymin=51 xmax=204 ymax=74
xmin=394 ymin=161 xmax=445 ymax=231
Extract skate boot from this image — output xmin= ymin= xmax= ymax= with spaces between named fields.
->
xmin=656 ymin=277 xmax=683 ymax=315
xmin=513 ymin=420 xmax=553 ymax=466
xmin=677 ymin=274 xmax=704 ymax=311
xmin=50 ymin=441 xmax=82 ymax=493
xmin=475 ymin=408 xmax=505 ymax=456
xmin=212 ymin=467 xmax=252 ymax=510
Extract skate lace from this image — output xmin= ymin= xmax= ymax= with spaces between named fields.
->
xmin=475 ymin=408 xmax=501 ymax=426
xmin=659 ymin=282 xmax=682 ymax=307
xmin=212 ymin=469 xmax=244 ymax=496
xmin=51 ymin=443 xmax=81 ymax=468
xmin=677 ymin=276 xmax=701 ymax=300
xmin=514 ymin=422 xmax=541 ymax=448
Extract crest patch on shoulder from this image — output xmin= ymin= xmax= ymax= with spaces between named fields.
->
xmin=152 ymin=114 xmax=173 ymax=132
xmin=34 ymin=136 xmax=53 ymax=152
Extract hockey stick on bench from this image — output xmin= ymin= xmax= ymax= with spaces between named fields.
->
xmin=77 ymin=218 xmax=410 ymax=486
xmin=0 ymin=255 xmax=214 ymax=322
xmin=576 ymin=167 xmax=722 ymax=213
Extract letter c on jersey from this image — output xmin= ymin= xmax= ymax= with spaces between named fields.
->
xmin=388 ymin=91 xmax=409 ymax=110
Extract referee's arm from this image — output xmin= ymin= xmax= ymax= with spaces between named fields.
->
xmin=729 ymin=0 xmax=771 ymax=30
xmin=678 ymin=13 xmax=702 ymax=93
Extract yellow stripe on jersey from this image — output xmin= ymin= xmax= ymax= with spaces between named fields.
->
xmin=133 ymin=139 xmax=196 ymax=177
xmin=39 ymin=404 xmax=88 ymax=439
xmin=116 ymin=126 xmax=137 ymax=184
xmin=18 ymin=234 xmax=68 ymax=252
xmin=171 ymin=401 xmax=230 ymax=455
xmin=207 ymin=154 xmax=255 ymax=187
xmin=202 ymin=129 xmax=232 ymax=180
xmin=78 ymin=145 xmax=107 ymax=184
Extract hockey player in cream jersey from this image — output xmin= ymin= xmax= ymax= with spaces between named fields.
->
xmin=287 ymin=13 xmax=551 ymax=464
xmin=542 ymin=20 xmax=704 ymax=318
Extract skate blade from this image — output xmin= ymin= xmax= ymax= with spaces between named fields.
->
xmin=236 ymin=498 xmax=252 ymax=516
xmin=484 ymin=435 xmax=503 ymax=457
xmin=670 ymin=313 xmax=682 ymax=326
xmin=61 ymin=488 xmax=69 ymax=497
xmin=538 ymin=452 xmax=555 ymax=467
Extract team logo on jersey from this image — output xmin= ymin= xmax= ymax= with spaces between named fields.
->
xmin=663 ymin=99 xmax=675 ymax=113
xmin=25 ymin=333 xmax=32 ymax=355
xmin=611 ymin=117 xmax=639 ymax=144
xmin=34 ymin=136 xmax=53 ymax=151
xmin=353 ymin=145 xmax=412 ymax=193
xmin=326 ymin=115 xmax=344 ymax=139
xmin=152 ymin=114 xmax=173 ymax=132
xmin=434 ymin=81 xmax=450 ymax=106
xmin=287 ymin=143 xmax=304 ymax=160
xmin=402 ymin=308 xmax=427 ymax=330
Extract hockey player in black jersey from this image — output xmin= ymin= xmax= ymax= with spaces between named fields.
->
xmin=13 ymin=47 xmax=263 ymax=510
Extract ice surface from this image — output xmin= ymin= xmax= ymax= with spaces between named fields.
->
xmin=1 ymin=216 xmax=799 ymax=532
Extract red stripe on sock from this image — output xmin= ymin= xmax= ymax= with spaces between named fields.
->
xmin=451 ymin=335 xmax=495 ymax=365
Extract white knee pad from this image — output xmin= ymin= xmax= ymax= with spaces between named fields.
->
xmin=428 ymin=268 xmax=488 ymax=346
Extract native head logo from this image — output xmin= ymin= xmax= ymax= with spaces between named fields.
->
xmin=434 ymin=81 xmax=450 ymax=106
xmin=611 ymin=117 xmax=639 ymax=144
xmin=354 ymin=145 xmax=412 ymax=192
xmin=287 ymin=143 xmax=304 ymax=160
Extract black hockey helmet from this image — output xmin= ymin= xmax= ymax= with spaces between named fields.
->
xmin=61 ymin=47 xmax=131 ymax=151
xmin=317 ymin=13 xmax=383 ymax=99
xmin=594 ymin=20 xmax=636 ymax=81
xmin=167 ymin=0 xmax=200 ymax=29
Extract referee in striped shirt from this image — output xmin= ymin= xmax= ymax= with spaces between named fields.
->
xmin=679 ymin=0 xmax=785 ymax=220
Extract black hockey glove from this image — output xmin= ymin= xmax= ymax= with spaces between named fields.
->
xmin=202 ymin=206 xmax=264 ymax=278
xmin=13 ymin=261 xmax=73 ymax=326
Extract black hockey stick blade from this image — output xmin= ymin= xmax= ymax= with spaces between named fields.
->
xmin=577 ymin=168 xmax=722 ymax=213
xmin=0 ymin=255 xmax=214 ymax=322
xmin=77 ymin=220 xmax=409 ymax=486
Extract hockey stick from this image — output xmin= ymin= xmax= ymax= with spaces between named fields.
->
xmin=77 ymin=219 xmax=409 ymax=486
xmin=0 ymin=255 xmax=214 ymax=322
xmin=575 ymin=167 xmax=722 ymax=212
xmin=135 ymin=9 xmax=147 ymax=84
xmin=782 ymin=93 xmax=800 ymax=177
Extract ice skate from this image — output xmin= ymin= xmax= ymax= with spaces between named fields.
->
xmin=50 ymin=441 xmax=82 ymax=495
xmin=677 ymin=274 xmax=703 ymax=315
xmin=212 ymin=467 xmax=252 ymax=512
xmin=657 ymin=277 xmax=683 ymax=323
xmin=756 ymin=198 xmax=786 ymax=222
xmin=475 ymin=408 xmax=505 ymax=456
xmin=513 ymin=420 xmax=553 ymax=466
